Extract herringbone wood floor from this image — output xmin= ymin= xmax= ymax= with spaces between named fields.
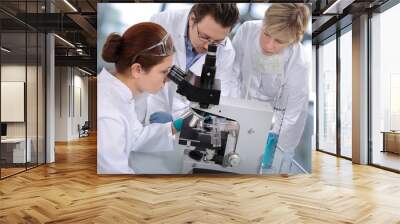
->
xmin=1 ymin=134 xmax=400 ymax=223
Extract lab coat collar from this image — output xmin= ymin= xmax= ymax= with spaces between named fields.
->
xmin=177 ymin=9 xmax=191 ymax=41
xmin=100 ymin=68 xmax=135 ymax=103
xmin=174 ymin=9 xmax=191 ymax=69
xmin=183 ymin=16 xmax=191 ymax=50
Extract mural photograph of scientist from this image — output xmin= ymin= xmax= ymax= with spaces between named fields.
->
xmin=97 ymin=2 xmax=313 ymax=175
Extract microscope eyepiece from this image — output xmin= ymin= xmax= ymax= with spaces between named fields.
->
xmin=167 ymin=65 xmax=186 ymax=84
xmin=204 ymin=44 xmax=217 ymax=66
xmin=207 ymin=44 xmax=217 ymax=53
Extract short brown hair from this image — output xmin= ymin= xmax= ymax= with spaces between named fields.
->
xmin=102 ymin=22 xmax=173 ymax=73
xmin=190 ymin=3 xmax=239 ymax=28
xmin=264 ymin=3 xmax=310 ymax=43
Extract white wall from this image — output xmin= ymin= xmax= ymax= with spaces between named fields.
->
xmin=1 ymin=65 xmax=41 ymax=137
xmin=1 ymin=65 xmax=26 ymax=131
xmin=55 ymin=66 xmax=69 ymax=141
xmin=1 ymin=65 xmax=26 ymax=141
xmin=72 ymin=72 xmax=89 ymax=138
xmin=54 ymin=67 xmax=89 ymax=141
xmin=1 ymin=64 xmax=46 ymax=164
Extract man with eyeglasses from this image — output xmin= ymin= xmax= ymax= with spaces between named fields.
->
xmin=147 ymin=3 xmax=240 ymax=121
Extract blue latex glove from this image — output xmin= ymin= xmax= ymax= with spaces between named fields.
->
xmin=262 ymin=132 xmax=279 ymax=169
xmin=149 ymin=111 xmax=173 ymax=124
xmin=173 ymin=118 xmax=184 ymax=132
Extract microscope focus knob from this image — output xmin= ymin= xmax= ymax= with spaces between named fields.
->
xmin=227 ymin=153 xmax=240 ymax=167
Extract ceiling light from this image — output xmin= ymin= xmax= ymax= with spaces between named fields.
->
xmin=54 ymin=34 xmax=75 ymax=48
xmin=1 ymin=47 xmax=11 ymax=53
xmin=323 ymin=0 xmax=354 ymax=15
xmin=78 ymin=67 xmax=94 ymax=76
xmin=63 ymin=0 xmax=78 ymax=12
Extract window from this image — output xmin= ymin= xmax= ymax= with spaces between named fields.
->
xmin=0 ymin=0 xmax=46 ymax=179
xmin=371 ymin=2 xmax=400 ymax=171
xmin=340 ymin=29 xmax=352 ymax=158
xmin=317 ymin=37 xmax=337 ymax=154
xmin=390 ymin=74 xmax=400 ymax=130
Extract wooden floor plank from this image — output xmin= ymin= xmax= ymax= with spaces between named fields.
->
xmin=0 ymin=134 xmax=400 ymax=223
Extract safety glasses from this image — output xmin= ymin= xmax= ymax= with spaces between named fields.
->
xmin=131 ymin=34 xmax=175 ymax=64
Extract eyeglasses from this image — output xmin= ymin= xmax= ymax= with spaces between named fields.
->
xmin=131 ymin=34 xmax=175 ymax=63
xmin=195 ymin=23 xmax=227 ymax=47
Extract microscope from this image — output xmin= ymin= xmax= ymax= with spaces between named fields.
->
xmin=167 ymin=45 xmax=221 ymax=108
xmin=167 ymin=45 xmax=273 ymax=174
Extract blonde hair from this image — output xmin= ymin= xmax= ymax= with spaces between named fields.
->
xmin=263 ymin=3 xmax=310 ymax=44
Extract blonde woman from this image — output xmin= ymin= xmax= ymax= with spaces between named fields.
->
xmin=231 ymin=4 xmax=311 ymax=173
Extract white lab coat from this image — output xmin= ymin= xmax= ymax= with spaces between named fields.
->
xmin=148 ymin=9 xmax=238 ymax=119
xmin=231 ymin=21 xmax=311 ymax=173
xmin=97 ymin=68 xmax=176 ymax=174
